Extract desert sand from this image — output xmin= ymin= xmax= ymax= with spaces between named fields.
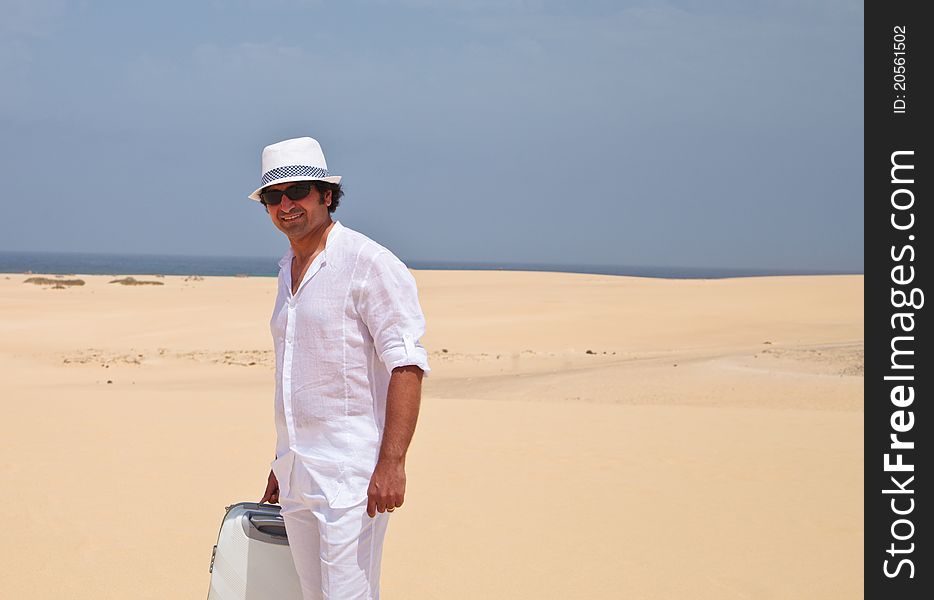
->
xmin=0 ymin=270 xmax=863 ymax=599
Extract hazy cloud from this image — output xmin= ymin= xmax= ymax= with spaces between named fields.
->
xmin=0 ymin=1 xmax=863 ymax=271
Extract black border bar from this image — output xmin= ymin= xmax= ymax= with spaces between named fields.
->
xmin=866 ymin=1 xmax=930 ymax=596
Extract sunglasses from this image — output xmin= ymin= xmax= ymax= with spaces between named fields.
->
xmin=259 ymin=183 xmax=317 ymax=206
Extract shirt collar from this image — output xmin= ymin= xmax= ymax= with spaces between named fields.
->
xmin=277 ymin=220 xmax=343 ymax=268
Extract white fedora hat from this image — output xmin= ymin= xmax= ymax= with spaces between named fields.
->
xmin=248 ymin=137 xmax=342 ymax=202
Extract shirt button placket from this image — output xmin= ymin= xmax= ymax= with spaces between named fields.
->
xmin=283 ymin=300 xmax=298 ymax=448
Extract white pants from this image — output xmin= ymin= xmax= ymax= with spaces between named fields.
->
xmin=275 ymin=452 xmax=391 ymax=600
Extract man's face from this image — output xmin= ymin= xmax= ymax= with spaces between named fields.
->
xmin=263 ymin=181 xmax=332 ymax=239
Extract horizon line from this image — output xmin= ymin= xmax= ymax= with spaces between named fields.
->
xmin=0 ymin=248 xmax=862 ymax=275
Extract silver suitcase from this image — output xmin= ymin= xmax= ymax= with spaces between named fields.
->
xmin=207 ymin=502 xmax=303 ymax=599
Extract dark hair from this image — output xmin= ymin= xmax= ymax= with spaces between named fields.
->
xmin=312 ymin=180 xmax=343 ymax=213
xmin=260 ymin=180 xmax=344 ymax=214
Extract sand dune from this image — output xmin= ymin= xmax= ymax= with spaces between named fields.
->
xmin=0 ymin=271 xmax=863 ymax=599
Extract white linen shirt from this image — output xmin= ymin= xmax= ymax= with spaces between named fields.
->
xmin=270 ymin=221 xmax=430 ymax=509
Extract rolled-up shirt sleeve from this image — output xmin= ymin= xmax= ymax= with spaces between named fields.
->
xmin=356 ymin=250 xmax=431 ymax=375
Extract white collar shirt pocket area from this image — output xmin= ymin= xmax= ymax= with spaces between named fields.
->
xmin=269 ymin=222 xmax=430 ymax=469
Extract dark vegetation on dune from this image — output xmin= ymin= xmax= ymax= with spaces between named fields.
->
xmin=108 ymin=277 xmax=164 ymax=286
xmin=24 ymin=277 xmax=85 ymax=287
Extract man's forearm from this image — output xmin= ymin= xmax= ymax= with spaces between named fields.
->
xmin=378 ymin=365 xmax=424 ymax=463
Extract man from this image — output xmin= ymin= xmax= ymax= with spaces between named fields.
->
xmin=253 ymin=136 xmax=429 ymax=599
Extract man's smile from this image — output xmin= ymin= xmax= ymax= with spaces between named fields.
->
xmin=280 ymin=212 xmax=304 ymax=222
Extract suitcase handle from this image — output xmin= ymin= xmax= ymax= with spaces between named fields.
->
xmin=248 ymin=514 xmax=288 ymax=539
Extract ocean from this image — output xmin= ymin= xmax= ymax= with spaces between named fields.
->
xmin=0 ymin=250 xmax=860 ymax=279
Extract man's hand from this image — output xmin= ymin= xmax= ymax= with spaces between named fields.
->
xmin=366 ymin=458 xmax=406 ymax=518
xmin=366 ymin=365 xmax=422 ymax=518
xmin=260 ymin=469 xmax=279 ymax=504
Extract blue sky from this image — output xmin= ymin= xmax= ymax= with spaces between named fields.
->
xmin=0 ymin=0 xmax=863 ymax=271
